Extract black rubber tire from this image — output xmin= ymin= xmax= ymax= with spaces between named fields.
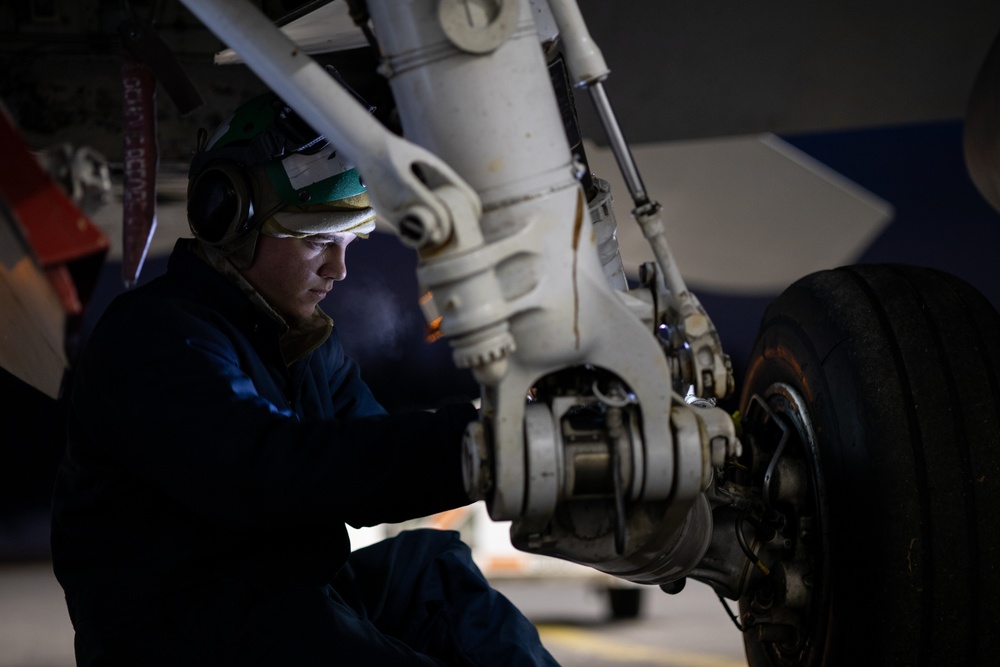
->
xmin=739 ymin=265 xmax=1000 ymax=667
xmin=607 ymin=587 xmax=643 ymax=620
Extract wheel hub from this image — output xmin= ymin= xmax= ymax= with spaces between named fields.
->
xmin=736 ymin=383 xmax=829 ymax=664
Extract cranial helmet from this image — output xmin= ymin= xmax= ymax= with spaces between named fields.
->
xmin=187 ymin=91 xmax=376 ymax=269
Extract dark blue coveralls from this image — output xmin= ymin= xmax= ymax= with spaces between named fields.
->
xmin=51 ymin=239 xmax=559 ymax=666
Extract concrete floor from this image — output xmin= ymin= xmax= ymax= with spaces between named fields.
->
xmin=494 ymin=578 xmax=749 ymax=667
xmin=0 ymin=562 xmax=74 ymax=667
xmin=0 ymin=560 xmax=747 ymax=667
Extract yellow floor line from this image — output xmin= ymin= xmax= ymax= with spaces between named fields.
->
xmin=537 ymin=624 xmax=747 ymax=667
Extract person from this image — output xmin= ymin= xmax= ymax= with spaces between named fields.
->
xmin=50 ymin=91 xmax=559 ymax=666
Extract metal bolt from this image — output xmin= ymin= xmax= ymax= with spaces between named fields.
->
xmin=399 ymin=215 xmax=426 ymax=244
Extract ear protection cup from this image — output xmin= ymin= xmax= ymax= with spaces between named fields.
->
xmin=187 ymin=159 xmax=286 ymax=255
xmin=186 ymin=81 xmax=372 ymax=257
xmin=187 ymin=161 xmax=255 ymax=246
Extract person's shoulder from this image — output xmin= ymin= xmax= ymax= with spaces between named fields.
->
xmin=95 ymin=275 xmax=171 ymax=331
xmin=98 ymin=268 xmax=202 ymax=326
xmin=86 ymin=260 xmax=238 ymax=362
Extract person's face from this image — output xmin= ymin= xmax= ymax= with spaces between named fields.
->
xmin=240 ymin=232 xmax=357 ymax=322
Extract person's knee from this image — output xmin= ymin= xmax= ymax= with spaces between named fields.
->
xmin=399 ymin=527 xmax=466 ymax=550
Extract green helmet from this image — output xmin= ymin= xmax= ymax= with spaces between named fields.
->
xmin=187 ymin=92 xmax=375 ymax=268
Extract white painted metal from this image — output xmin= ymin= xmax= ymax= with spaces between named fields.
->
xmin=367 ymin=0 xmax=688 ymax=519
xmin=544 ymin=0 xmax=610 ymax=85
xmin=214 ymin=2 xmax=367 ymax=64
xmin=437 ymin=0 xmax=521 ymax=54
xmin=179 ymin=0 xmax=729 ymax=585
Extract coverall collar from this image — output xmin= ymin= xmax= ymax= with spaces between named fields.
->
xmin=188 ymin=239 xmax=333 ymax=365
